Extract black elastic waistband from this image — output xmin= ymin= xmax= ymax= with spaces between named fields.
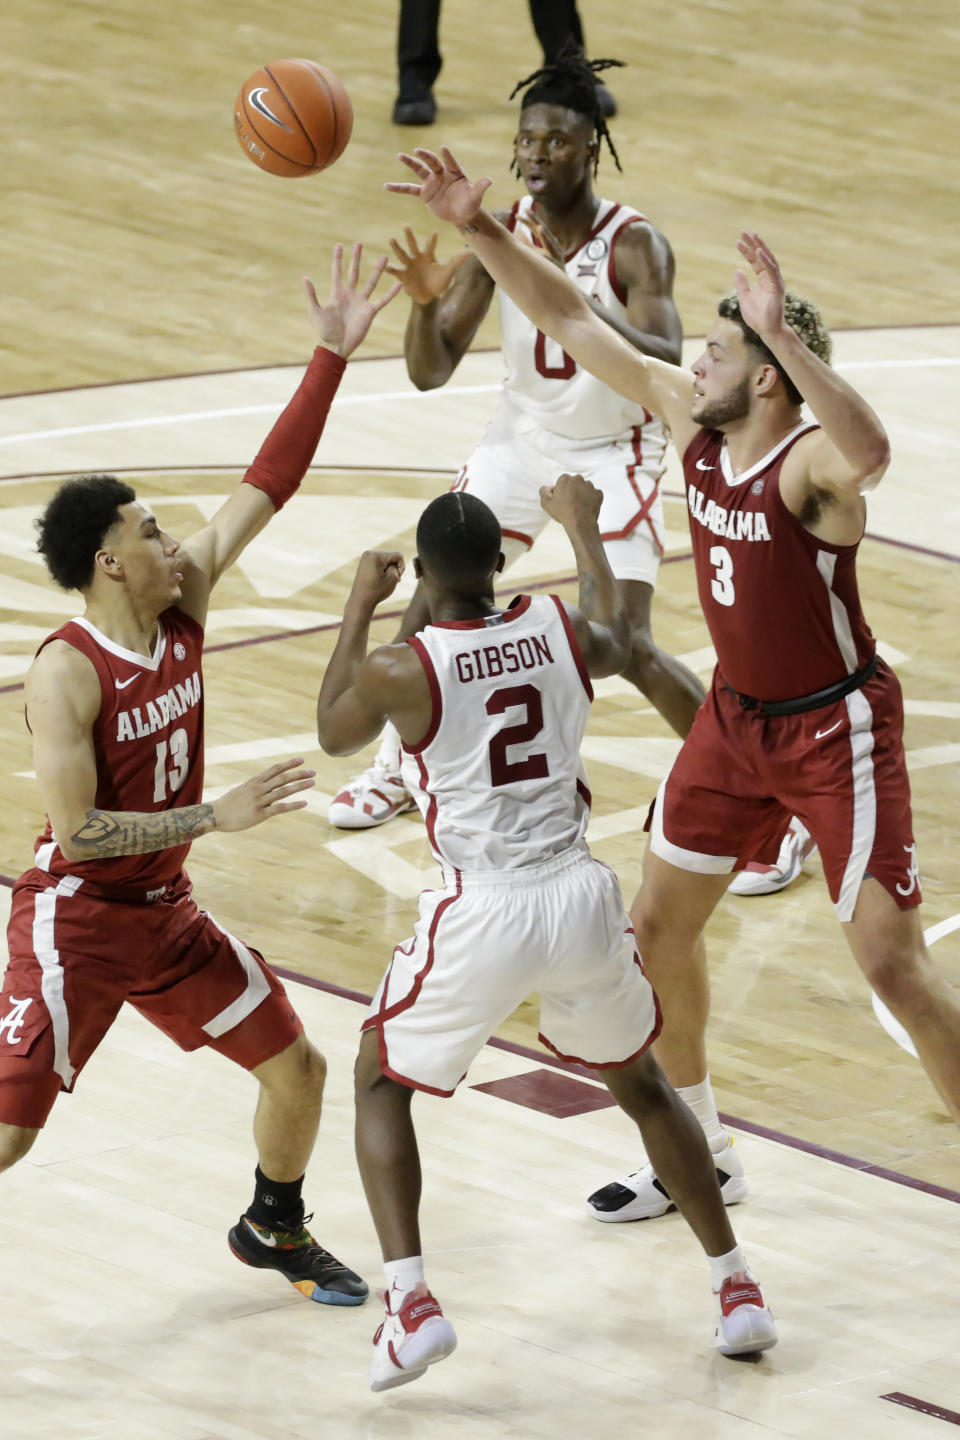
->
xmin=723 ymin=653 xmax=878 ymax=717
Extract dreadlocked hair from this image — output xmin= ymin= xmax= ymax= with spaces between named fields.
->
xmin=717 ymin=292 xmax=832 ymax=407
xmin=509 ymin=41 xmax=624 ymax=176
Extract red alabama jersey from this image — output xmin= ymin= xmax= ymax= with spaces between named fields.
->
xmin=684 ymin=422 xmax=876 ymax=700
xmin=30 ymin=607 xmax=206 ymax=889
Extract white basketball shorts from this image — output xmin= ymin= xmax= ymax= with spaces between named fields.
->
xmin=451 ymin=398 xmax=666 ymax=586
xmin=361 ymin=843 xmax=661 ymax=1094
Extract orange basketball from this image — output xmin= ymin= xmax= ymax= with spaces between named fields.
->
xmin=233 ymin=59 xmax=353 ymax=178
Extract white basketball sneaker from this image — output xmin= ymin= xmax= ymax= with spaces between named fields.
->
xmin=327 ymin=725 xmax=416 ymax=829
xmin=369 ymin=1284 xmax=458 ymax=1392
xmin=327 ymin=762 xmax=416 ymax=829
xmin=586 ymin=1135 xmax=748 ymax=1222
xmin=715 ymin=1272 xmax=778 ymax=1356
xmin=728 ymin=817 xmax=816 ymax=897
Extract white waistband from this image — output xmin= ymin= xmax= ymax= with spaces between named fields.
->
xmin=440 ymin=840 xmax=591 ymax=889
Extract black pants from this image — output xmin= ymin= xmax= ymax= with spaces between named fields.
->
xmin=397 ymin=0 xmax=587 ymax=99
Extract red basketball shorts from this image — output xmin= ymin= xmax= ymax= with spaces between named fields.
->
xmin=648 ymin=662 xmax=921 ymax=922
xmin=0 ymin=870 xmax=303 ymax=1128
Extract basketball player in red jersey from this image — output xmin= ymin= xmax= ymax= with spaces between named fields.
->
xmin=386 ymin=147 xmax=960 ymax=1217
xmin=0 ymin=244 xmax=399 ymax=1305
xmin=328 ymin=48 xmax=708 ymax=834
xmin=317 ymin=476 xmax=776 ymax=1390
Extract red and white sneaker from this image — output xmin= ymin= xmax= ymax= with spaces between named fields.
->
xmin=715 ymin=1273 xmax=778 ymax=1356
xmin=327 ymin=762 xmax=416 ymax=829
xmin=728 ymin=817 xmax=816 ymax=897
xmin=369 ymin=1284 xmax=458 ymax=1392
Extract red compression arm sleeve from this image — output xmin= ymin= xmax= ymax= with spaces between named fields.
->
xmin=242 ymin=346 xmax=347 ymax=510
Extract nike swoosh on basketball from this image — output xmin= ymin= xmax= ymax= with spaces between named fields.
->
xmin=814 ymin=719 xmax=844 ymax=739
xmin=114 ymin=674 xmax=140 ymax=689
xmin=248 ymin=86 xmax=292 ymax=132
xmin=696 ymin=458 xmax=714 ymax=470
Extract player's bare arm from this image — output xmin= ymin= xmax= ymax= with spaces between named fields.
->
xmin=386 ymin=147 xmax=697 ymax=446
xmin=594 ymin=222 xmax=683 ymax=365
xmin=387 ymin=224 xmax=503 ymax=390
xmin=317 ymin=551 xmax=433 ymax=756
xmin=735 ymin=233 xmax=890 ymax=526
xmin=26 ymin=642 xmax=315 ymax=862
xmin=539 ymin=473 xmax=629 ymax=678
xmin=176 ymin=243 xmax=401 ymax=626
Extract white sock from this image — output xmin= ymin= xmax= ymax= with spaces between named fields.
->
xmin=676 ymin=1077 xmax=727 ymax=1152
xmin=708 ymin=1244 xmax=749 ymax=1291
xmin=383 ymin=1255 xmax=426 ymax=1307
xmin=373 ymin=721 xmax=402 ymax=773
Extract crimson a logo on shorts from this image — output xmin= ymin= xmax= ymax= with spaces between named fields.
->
xmin=174 ymin=642 xmax=186 ymax=661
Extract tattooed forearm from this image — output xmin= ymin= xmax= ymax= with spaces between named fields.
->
xmin=69 ymin=803 xmax=216 ymax=858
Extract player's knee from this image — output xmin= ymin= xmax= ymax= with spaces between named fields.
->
xmin=0 ymin=1123 xmax=39 ymax=1171
xmin=862 ymin=943 xmax=931 ymax=1012
xmin=299 ymin=1039 xmax=327 ymax=1099
xmin=259 ymin=1034 xmax=326 ymax=1103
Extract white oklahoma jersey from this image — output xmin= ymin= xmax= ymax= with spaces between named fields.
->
xmin=451 ymin=197 xmax=669 ymax=586
xmin=365 ymin=591 xmax=660 ymax=1095
xmin=500 ymin=194 xmax=668 ymax=447
xmin=399 ymin=593 xmax=593 ymax=875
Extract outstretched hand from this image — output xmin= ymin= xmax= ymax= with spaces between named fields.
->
xmin=733 ymin=231 xmax=786 ymax=340
xmin=386 ymin=226 xmax=471 ymax=304
xmin=385 ymin=146 xmax=493 ymax=229
xmin=213 ymin=757 xmax=316 ymax=833
xmin=304 ymin=242 xmax=402 ymax=359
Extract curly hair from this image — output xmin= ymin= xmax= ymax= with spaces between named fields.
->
xmin=36 ymin=473 xmax=136 ymax=591
xmin=717 ymin=291 xmax=832 ymax=407
xmin=509 ymin=41 xmax=625 ymax=176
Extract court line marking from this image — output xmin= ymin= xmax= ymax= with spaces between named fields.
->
xmin=1 ymin=355 xmax=958 ymax=448
xmin=0 ymin=385 xmax=501 ymax=447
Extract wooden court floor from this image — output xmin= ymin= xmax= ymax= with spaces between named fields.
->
xmin=0 ymin=327 xmax=959 ymax=1435
xmin=2 ymin=0 xmax=959 ymax=1432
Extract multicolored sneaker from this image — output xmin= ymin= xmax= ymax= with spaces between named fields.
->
xmin=715 ymin=1272 xmax=778 ymax=1356
xmin=728 ymin=817 xmax=817 ymax=896
xmin=586 ymin=1135 xmax=748 ymax=1222
xmin=228 ymin=1212 xmax=368 ymax=1306
xmin=327 ymin=762 xmax=417 ymax=829
xmin=369 ymin=1284 xmax=457 ymax=1392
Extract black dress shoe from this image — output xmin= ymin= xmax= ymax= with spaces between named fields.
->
xmin=595 ymin=83 xmax=617 ymax=119
xmin=392 ymin=94 xmax=437 ymax=126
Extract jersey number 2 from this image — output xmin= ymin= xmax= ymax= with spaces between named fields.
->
xmin=486 ymin=684 xmax=550 ymax=786
xmin=153 ymin=728 xmax=190 ymax=802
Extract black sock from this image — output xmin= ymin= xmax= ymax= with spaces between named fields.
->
xmin=248 ymin=1166 xmax=305 ymax=1228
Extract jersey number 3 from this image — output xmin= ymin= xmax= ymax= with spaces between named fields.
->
xmin=709 ymin=545 xmax=736 ymax=607
xmin=486 ymin=684 xmax=550 ymax=786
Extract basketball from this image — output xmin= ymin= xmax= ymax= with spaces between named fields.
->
xmin=233 ymin=59 xmax=353 ymax=178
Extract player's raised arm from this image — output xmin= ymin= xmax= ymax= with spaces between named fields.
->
xmin=175 ymin=243 xmax=401 ymax=627
xmin=734 ymin=232 xmax=890 ymax=501
xmin=317 ymin=551 xmax=432 ymax=757
xmin=386 ymin=146 xmax=697 ymax=449
xmin=386 ymin=226 xmax=495 ymax=390
xmin=539 ymin=473 xmax=629 ymax=679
